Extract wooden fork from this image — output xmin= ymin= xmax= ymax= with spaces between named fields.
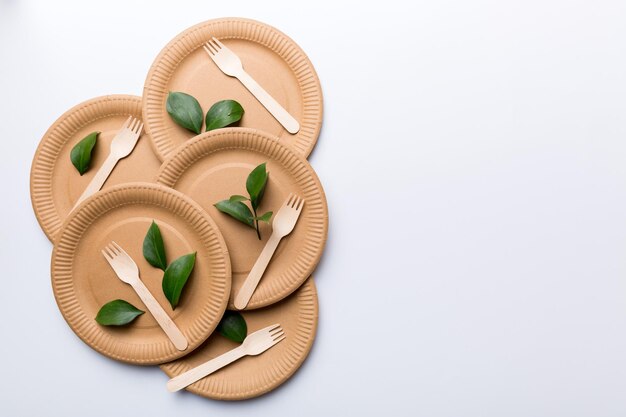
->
xmin=73 ymin=116 xmax=143 ymax=210
xmin=203 ymin=37 xmax=300 ymax=134
xmin=234 ymin=194 xmax=304 ymax=310
xmin=102 ymin=241 xmax=188 ymax=351
xmin=166 ymin=323 xmax=285 ymax=392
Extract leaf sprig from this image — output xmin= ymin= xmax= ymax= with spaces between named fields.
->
xmin=166 ymin=92 xmax=244 ymax=134
xmin=143 ymin=221 xmax=167 ymax=270
xmin=166 ymin=92 xmax=203 ymax=134
xmin=214 ymin=163 xmax=272 ymax=240
xmin=162 ymin=252 xmax=196 ymax=309
xmin=142 ymin=221 xmax=196 ymax=309
xmin=205 ymin=100 xmax=244 ymax=131
xmin=70 ymin=131 xmax=99 ymax=175
xmin=96 ymin=299 xmax=144 ymax=326
xmin=217 ymin=311 xmax=247 ymax=343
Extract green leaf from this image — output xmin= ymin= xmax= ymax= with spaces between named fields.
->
xmin=256 ymin=211 xmax=273 ymax=223
xmin=214 ymin=200 xmax=255 ymax=228
xmin=217 ymin=311 xmax=247 ymax=343
xmin=205 ymin=99 xmax=244 ymax=131
xmin=246 ymin=163 xmax=269 ymax=210
xmin=95 ymin=299 xmax=144 ymax=326
xmin=229 ymin=195 xmax=248 ymax=203
xmin=162 ymin=252 xmax=196 ymax=309
xmin=70 ymin=131 xmax=99 ymax=175
xmin=143 ymin=221 xmax=167 ymax=271
xmin=166 ymin=92 xmax=203 ymax=134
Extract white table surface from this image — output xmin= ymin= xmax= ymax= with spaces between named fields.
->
xmin=2 ymin=0 xmax=626 ymax=415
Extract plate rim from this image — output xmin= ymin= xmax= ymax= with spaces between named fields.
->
xmin=30 ymin=94 xmax=145 ymax=242
xmin=156 ymin=127 xmax=328 ymax=310
xmin=51 ymin=182 xmax=232 ymax=365
xmin=142 ymin=17 xmax=324 ymax=161
xmin=160 ymin=277 xmax=318 ymax=400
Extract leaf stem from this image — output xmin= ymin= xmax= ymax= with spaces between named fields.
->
xmin=252 ymin=205 xmax=261 ymax=240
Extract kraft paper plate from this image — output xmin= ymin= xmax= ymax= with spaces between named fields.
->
xmin=161 ymin=277 xmax=318 ymax=400
xmin=143 ymin=17 xmax=323 ymax=161
xmin=51 ymin=183 xmax=231 ymax=365
xmin=30 ymin=95 xmax=162 ymax=242
xmin=157 ymin=128 xmax=328 ymax=310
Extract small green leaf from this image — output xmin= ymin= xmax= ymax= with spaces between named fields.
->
xmin=95 ymin=299 xmax=144 ymax=326
xmin=162 ymin=252 xmax=196 ymax=309
xmin=256 ymin=211 xmax=273 ymax=223
xmin=217 ymin=311 xmax=247 ymax=343
xmin=214 ymin=200 xmax=255 ymax=228
xmin=205 ymin=99 xmax=244 ymax=131
xmin=70 ymin=131 xmax=99 ymax=175
xmin=229 ymin=195 xmax=248 ymax=203
xmin=246 ymin=163 xmax=269 ymax=210
xmin=166 ymin=92 xmax=203 ymax=134
xmin=143 ymin=221 xmax=167 ymax=271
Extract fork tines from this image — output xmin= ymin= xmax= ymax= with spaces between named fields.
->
xmin=102 ymin=242 xmax=119 ymax=261
xmin=121 ymin=116 xmax=144 ymax=136
xmin=270 ymin=325 xmax=286 ymax=344
xmin=284 ymin=193 xmax=304 ymax=211
xmin=203 ymin=37 xmax=225 ymax=56
xmin=102 ymin=241 xmax=124 ymax=259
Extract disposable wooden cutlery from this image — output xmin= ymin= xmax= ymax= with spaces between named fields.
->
xmin=166 ymin=324 xmax=285 ymax=392
xmin=203 ymin=37 xmax=300 ymax=134
xmin=234 ymin=194 xmax=304 ymax=310
xmin=73 ymin=117 xmax=143 ymax=209
xmin=102 ymin=241 xmax=188 ymax=351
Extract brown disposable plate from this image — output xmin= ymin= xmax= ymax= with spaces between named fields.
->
xmin=30 ymin=95 xmax=162 ymax=242
xmin=161 ymin=277 xmax=318 ymax=400
xmin=51 ymin=182 xmax=231 ymax=365
xmin=157 ymin=128 xmax=328 ymax=310
xmin=142 ymin=17 xmax=323 ymax=161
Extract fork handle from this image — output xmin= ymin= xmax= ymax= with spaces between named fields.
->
xmin=72 ymin=153 xmax=119 ymax=210
xmin=234 ymin=233 xmax=282 ymax=310
xmin=132 ymin=280 xmax=188 ymax=351
xmin=236 ymin=70 xmax=300 ymax=134
xmin=166 ymin=346 xmax=246 ymax=392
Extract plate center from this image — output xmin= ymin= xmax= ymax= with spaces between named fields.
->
xmin=183 ymin=161 xmax=289 ymax=278
xmin=165 ymin=41 xmax=302 ymax=147
xmin=74 ymin=216 xmax=194 ymax=330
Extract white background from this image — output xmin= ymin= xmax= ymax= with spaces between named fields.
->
xmin=1 ymin=0 xmax=626 ymax=415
